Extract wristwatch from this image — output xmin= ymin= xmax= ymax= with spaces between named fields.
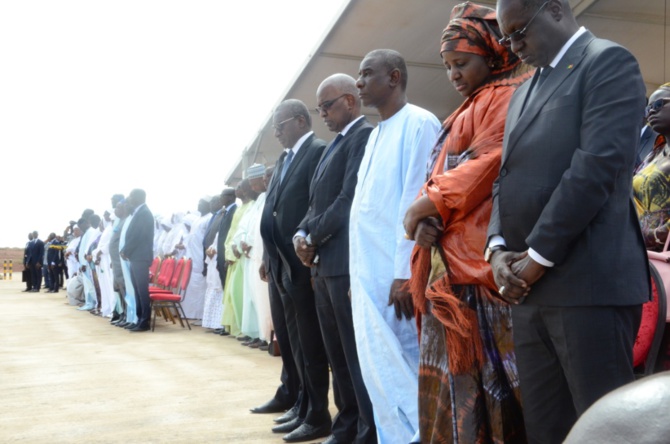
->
xmin=484 ymin=244 xmax=507 ymax=263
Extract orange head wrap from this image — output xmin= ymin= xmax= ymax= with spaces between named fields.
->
xmin=440 ymin=1 xmax=521 ymax=76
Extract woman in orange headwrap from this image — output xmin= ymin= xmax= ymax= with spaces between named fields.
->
xmin=402 ymin=2 xmax=532 ymax=442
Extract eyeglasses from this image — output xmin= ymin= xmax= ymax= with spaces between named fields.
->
xmin=645 ymin=98 xmax=670 ymax=118
xmin=315 ymin=94 xmax=348 ymax=114
xmin=498 ymin=1 xmax=549 ymax=47
xmin=272 ymin=116 xmax=297 ymax=132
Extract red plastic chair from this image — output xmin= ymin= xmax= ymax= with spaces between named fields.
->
xmin=150 ymin=258 xmax=183 ymax=294
xmin=149 ymin=257 xmax=175 ymax=291
xmin=148 ymin=257 xmax=161 ymax=284
xmin=149 ymin=258 xmax=192 ymax=331
xmin=633 ymin=262 xmax=667 ymax=377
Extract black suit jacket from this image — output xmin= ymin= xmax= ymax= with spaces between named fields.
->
xmin=297 ymin=117 xmax=372 ymax=277
xmin=47 ymin=241 xmax=64 ymax=266
xmin=121 ymin=204 xmax=155 ymax=262
xmin=488 ymin=31 xmax=650 ymax=306
xmin=24 ymin=241 xmax=32 ymax=266
xmin=216 ymin=203 xmax=237 ymax=267
xmin=28 ymin=239 xmax=44 ymax=266
xmin=260 ymin=133 xmax=326 ymax=281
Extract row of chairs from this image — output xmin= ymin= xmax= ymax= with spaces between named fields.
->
xmin=148 ymin=257 xmax=192 ymax=332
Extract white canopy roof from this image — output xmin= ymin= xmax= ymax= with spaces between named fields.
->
xmin=225 ymin=0 xmax=669 ymax=183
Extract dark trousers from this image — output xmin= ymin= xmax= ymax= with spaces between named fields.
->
xmin=314 ymin=275 xmax=376 ymax=444
xmin=30 ymin=264 xmax=42 ymax=290
xmin=511 ymin=303 xmax=642 ymax=444
xmin=49 ymin=265 xmax=61 ymax=292
xmin=216 ymin=261 xmax=228 ymax=292
xmin=273 ymin=259 xmax=331 ymax=426
xmin=130 ymin=259 xmax=152 ymax=327
xmin=267 ymin=274 xmax=300 ymax=408
xmin=113 ymin=271 xmax=127 ymax=316
xmin=43 ymin=266 xmax=51 ymax=290
xmin=23 ymin=269 xmax=32 ymax=290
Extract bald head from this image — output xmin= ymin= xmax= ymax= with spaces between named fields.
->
xmin=497 ymin=0 xmax=579 ymax=68
xmin=316 ymin=73 xmax=361 ymax=133
xmin=364 ymin=49 xmax=408 ymax=91
xmin=273 ymin=99 xmax=312 ymax=148
xmin=318 ymin=74 xmax=360 ymax=103
xmin=127 ymin=188 xmax=146 ymax=212
xmin=277 ymin=99 xmax=311 ymax=128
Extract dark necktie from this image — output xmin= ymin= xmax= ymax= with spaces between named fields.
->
xmin=523 ymin=66 xmax=553 ymax=113
xmin=315 ymin=133 xmax=343 ymax=178
xmin=280 ymin=149 xmax=294 ymax=183
xmin=536 ymin=66 xmax=552 ymax=89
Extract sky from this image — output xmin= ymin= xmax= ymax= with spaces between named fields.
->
xmin=0 ymin=0 xmax=349 ymax=248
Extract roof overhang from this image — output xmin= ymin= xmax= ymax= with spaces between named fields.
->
xmin=225 ymin=0 xmax=669 ymax=184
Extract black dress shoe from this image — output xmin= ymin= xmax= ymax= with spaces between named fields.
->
xmin=250 ymin=398 xmax=292 ymax=414
xmin=219 ymin=330 xmax=230 ymax=336
xmin=129 ymin=324 xmax=150 ymax=332
xmin=282 ymin=422 xmax=331 ymax=443
xmin=250 ymin=339 xmax=266 ymax=349
xmin=318 ymin=435 xmax=339 ymax=444
xmin=124 ymin=323 xmax=137 ymax=330
xmin=274 ymin=405 xmax=299 ymax=424
xmin=272 ymin=416 xmax=303 ymax=434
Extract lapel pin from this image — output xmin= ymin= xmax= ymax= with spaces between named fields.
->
xmin=567 ymin=64 xmax=574 ymax=69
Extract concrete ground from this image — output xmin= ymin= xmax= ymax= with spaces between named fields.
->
xmin=0 ymin=279 xmax=332 ymax=443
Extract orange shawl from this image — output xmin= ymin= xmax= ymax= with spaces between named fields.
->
xmin=409 ymin=82 xmax=520 ymax=374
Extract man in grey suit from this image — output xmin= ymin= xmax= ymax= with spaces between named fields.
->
xmin=259 ymin=99 xmax=331 ymax=443
xmin=120 ymin=189 xmax=155 ymax=332
xmin=487 ymin=1 xmax=650 ymax=442
xmin=293 ymin=74 xmax=375 ymax=444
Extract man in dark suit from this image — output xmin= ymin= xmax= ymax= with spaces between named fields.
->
xmin=27 ymin=231 xmax=45 ymax=292
xmin=487 ymin=1 xmax=650 ymax=441
xmin=47 ymin=233 xmax=65 ymax=293
xmin=120 ymin=188 xmax=155 ymax=332
xmin=258 ymin=99 xmax=330 ymax=443
xmin=293 ymin=74 xmax=375 ymax=444
xmin=215 ymin=188 xmax=237 ymax=290
xmin=22 ymin=232 xmax=33 ymax=292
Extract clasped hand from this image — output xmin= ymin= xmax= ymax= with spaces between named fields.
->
xmin=490 ymin=250 xmax=546 ymax=304
xmin=293 ymin=236 xmax=316 ymax=267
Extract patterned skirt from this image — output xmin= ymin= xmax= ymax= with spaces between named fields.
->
xmin=418 ymin=284 xmax=526 ymax=443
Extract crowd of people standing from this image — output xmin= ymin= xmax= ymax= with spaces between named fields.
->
xmin=21 ymin=1 xmax=670 ymax=443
